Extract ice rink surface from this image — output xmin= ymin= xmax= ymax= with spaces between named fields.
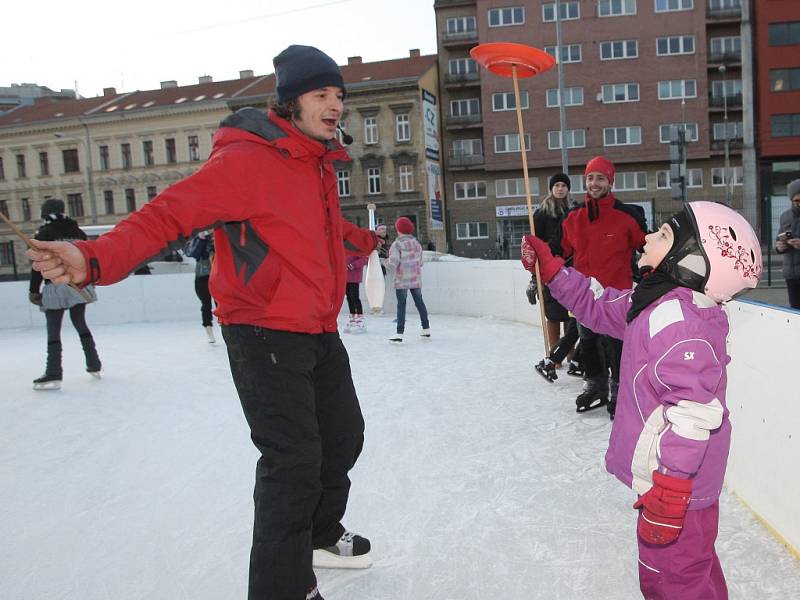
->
xmin=2 ymin=313 xmax=798 ymax=600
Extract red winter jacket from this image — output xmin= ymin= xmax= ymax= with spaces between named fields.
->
xmin=76 ymin=109 xmax=377 ymax=333
xmin=560 ymin=193 xmax=646 ymax=290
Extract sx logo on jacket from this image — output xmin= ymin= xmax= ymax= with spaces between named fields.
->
xmin=684 ymin=352 xmax=695 ymax=361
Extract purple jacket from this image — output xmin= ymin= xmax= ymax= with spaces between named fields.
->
xmin=346 ymin=255 xmax=368 ymax=284
xmin=549 ymin=268 xmax=731 ymax=510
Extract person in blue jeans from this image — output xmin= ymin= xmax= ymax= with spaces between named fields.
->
xmin=386 ymin=217 xmax=430 ymax=343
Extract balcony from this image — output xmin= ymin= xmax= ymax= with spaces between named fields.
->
xmin=708 ymin=93 xmax=743 ymax=109
xmin=707 ymin=51 xmax=741 ymax=66
xmin=442 ymin=30 xmax=478 ymax=48
xmin=706 ymin=5 xmax=741 ymax=22
xmin=444 ymin=72 xmax=480 ymax=88
xmin=434 ymin=0 xmax=476 ymax=6
xmin=445 ymin=113 xmax=482 ymax=129
xmin=448 ymin=153 xmax=484 ymax=169
xmin=711 ymin=139 xmax=743 ymax=152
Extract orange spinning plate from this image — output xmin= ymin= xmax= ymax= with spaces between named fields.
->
xmin=470 ymin=42 xmax=555 ymax=78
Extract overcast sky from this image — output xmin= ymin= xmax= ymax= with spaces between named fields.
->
xmin=6 ymin=0 xmax=438 ymax=98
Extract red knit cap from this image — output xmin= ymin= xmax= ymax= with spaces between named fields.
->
xmin=395 ymin=216 xmax=415 ymax=235
xmin=584 ymin=156 xmax=615 ymax=185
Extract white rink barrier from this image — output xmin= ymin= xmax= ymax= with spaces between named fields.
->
xmin=2 ymin=256 xmax=798 ymax=555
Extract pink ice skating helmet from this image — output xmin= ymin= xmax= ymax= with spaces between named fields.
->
xmin=662 ymin=201 xmax=762 ymax=303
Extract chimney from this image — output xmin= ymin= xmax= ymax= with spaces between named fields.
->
xmin=198 ymin=75 xmax=213 ymax=84
xmin=409 ymin=49 xmax=421 ymax=58
xmin=239 ymin=69 xmax=254 ymax=79
xmin=160 ymin=80 xmax=178 ymax=89
xmin=103 ymin=87 xmax=117 ymax=97
xmin=347 ymin=56 xmax=362 ymax=65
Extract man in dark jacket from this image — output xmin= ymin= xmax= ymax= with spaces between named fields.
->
xmin=27 ymin=45 xmax=380 ymax=600
xmin=776 ymin=178 xmax=800 ymax=308
xmin=560 ymin=156 xmax=646 ymax=418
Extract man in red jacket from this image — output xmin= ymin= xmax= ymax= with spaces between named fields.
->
xmin=27 ymin=45 xmax=380 ymax=600
xmin=560 ymin=156 xmax=646 ymax=419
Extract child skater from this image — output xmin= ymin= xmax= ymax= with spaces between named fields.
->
xmin=344 ymin=252 xmax=368 ymax=333
xmin=521 ymin=201 xmax=762 ymax=599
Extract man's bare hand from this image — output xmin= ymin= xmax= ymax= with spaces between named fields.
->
xmin=788 ymin=238 xmax=800 ymax=250
xmin=776 ymin=240 xmax=789 ymax=252
xmin=26 ymin=240 xmax=87 ymax=286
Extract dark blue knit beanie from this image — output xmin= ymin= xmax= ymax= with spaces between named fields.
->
xmin=273 ymin=45 xmax=345 ymax=103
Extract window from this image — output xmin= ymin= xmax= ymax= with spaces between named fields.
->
xmin=656 ymin=35 xmax=695 ymax=56
xmin=62 ymin=149 xmax=80 ymax=173
xmin=712 ymin=166 xmax=743 ymax=187
xmin=38 ymin=152 xmax=49 ymax=176
xmin=16 ymin=154 xmax=26 ymax=178
xmin=614 ymin=172 xmax=647 ymax=190
xmin=452 ymin=139 xmax=482 ymax=156
xmin=710 ymin=36 xmax=741 ymax=60
xmin=544 ymin=44 xmax=582 ymax=64
xmin=125 ymin=188 xmax=136 ymax=212
xmin=600 ymin=39 xmax=638 ymax=60
xmin=656 ymin=0 xmax=692 ymax=12
xmin=364 ymin=117 xmax=378 ymax=145
xmin=450 ymin=99 xmax=480 ymax=116
xmin=448 ymin=58 xmax=478 ymax=75
xmin=658 ymin=79 xmax=696 ymax=99
xmin=687 ymin=168 xmax=703 ymax=187
xmin=0 ymin=200 xmax=8 ymax=218
xmin=496 ymin=178 xmax=539 ymax=198
xmin=488 ymin=6 xmax=524 ymax=27
xmin=492 ymin=91 xmax=528 ymax=111
xmin=454 ymin=181 xmax=487 ymax=199
xmin=768 ymin=22 xmax=800 ymax=46
xmin=0 ymin=241 xmax=13 ymax=265
xmin=713 ymin=122 xmax=743 ymax=140
xmin=165 ymin=138 xmax=177 ymax=163
xmin=548 ymin=129 xmax=586 ymax=149
xmin=770 ymin=68 xmax=800 ymax=92
xmin=542 ymin=2 xmax=579 ymax=22
xmin=601 ymin=83 xmax=640 ymax=103
xmin=399 ymin=165 xmax=414 ymax=192
xmin=546 ymin=87 xmax=583 ymax=107
xmin=659 ymin=123 xmax=699 ymax=143
xmin=770 ymin=114 xmax=800 ymax=138
xmin=447 ymin=16 xmax=476 ymax=33
xmin=367 ymin=168 xmax=381 ymax=195
xmin=603 ymin=126 xmax=642 ymax=146
xmin=599 ymin=0 xmax=636 ymax=17
xmin=0 ymin=157 xmax=4 ymax=180
xmin=22 ymin=198 xmax=31 ymax=221
xmin=396 ymin=114 xmax=411 ymax=142
xmin=337 ymin=170 xmax=351 ymax=197
xmin=103 ymin=190 xmax=115 ymax=214
xmin=711 ymin=79 xmax=742 ymax=99
xmin=188 ymin=136 xmax=200 ymax=161
xmin=494 ymin=133 xmax=531 ymax=153
xmin=143 ymin=141 xmax=154 ymax=166
xmin=67 ymin=193 xmax=84 ymax=217
xmin=456 ymin=222 xmax=489 ymax=240
xmin=99 ymin=145 xmax=110 ymax=171
xmin=121 ymin=143 xmax=132 ymax=169
xmin=147 ymin=186 xmax=157 ymax=201
xmin=656 ymin=170 xmax=670 ymax=189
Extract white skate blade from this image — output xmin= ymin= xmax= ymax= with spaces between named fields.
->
xmin=312 ymin=548 xmax=372 ymax=570
xmin=33 ymin=381 xmax=61 ymax=391
xmin=89 ymin=371 xmax=102 ymax=379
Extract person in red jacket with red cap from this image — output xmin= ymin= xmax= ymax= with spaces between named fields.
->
xmin=27 ymin=44 xmax=381 ymax=600
xmin=559 ymin=156 xmax=646 ymax=418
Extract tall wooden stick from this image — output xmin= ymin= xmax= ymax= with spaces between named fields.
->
xmin=512 ymin=64 xmax=551 ymax=355
xmin=0 ymin=211 xmax=92 ymax=301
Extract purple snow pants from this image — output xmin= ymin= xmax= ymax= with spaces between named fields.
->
xmin=637 ymin=502 xmax=727 ymax=600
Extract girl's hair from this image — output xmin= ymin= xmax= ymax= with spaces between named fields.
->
xmin=270 ymin=98 xmax=301 ymax=121
xmin=539 ymin=193 xmax=569 ymax=219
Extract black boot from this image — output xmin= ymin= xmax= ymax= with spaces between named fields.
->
xmin=534 ymin=358 xmax=558 ymax=383
xmin=33 ymin=341 xmax=63 ymax=390
xmin=608 ymin=380 xmax=619 ymax=420
xmin=575 ymin=376 xmax=609 ymax=413
xmin=80 ymin=333 xmax=102 ymax=375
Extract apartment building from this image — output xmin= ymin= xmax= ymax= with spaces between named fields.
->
xmin=435 ymin=0 xmax=754 ymax=258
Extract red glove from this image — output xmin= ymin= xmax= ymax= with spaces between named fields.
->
xmin=634 ymin=471 xmax=692 ymax=545
xmin=520 ymin=235 xmax=564 ymax=283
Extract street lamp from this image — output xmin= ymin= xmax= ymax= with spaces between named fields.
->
xmin=718 ymin=65 xmax=732 ymax=206
xmin=54 ymin=122 xmax=98 ymax=224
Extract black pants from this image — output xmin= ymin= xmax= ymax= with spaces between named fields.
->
xmin=577 ymin=323 xmax=622 ymax=383
xmin=787 ymin=278 xmax=800 ymax=309
xmin=222 ymin=326 xmax=365 ymax=600
xmin=46 ymin=304 xmax=91 ymax=342
xmin=345 ymin=282 xmax=363 ymax=315
xmin=550 ymin=317 xmax=579 ymax=365
xmin=194 ymin=275 xmax=213 ymax=327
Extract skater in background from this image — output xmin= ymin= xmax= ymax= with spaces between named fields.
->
xmin=386 ymin=216 xmax=430 ymax=342
xmin=27 ymin=45 xmax=383 ymax=600
xmin=28 ymin=198 xmax=101 ymax=390
xmin=522 ymin=200 xmax=762 ymax=599
xmin=184 ymin=230 xmax=216 ymax=343
xmin=775 ymin=177 xmax=800 ymax=308
xmin=344 ymin=252 xmax=368 ymax=333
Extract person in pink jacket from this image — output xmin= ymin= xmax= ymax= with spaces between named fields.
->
xmin=521 ymin=201 xmax=762 ymax=600
xmin=344 ymin=253 xmax=368 ymax=333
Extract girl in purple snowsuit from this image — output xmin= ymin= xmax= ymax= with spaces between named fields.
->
xmin=521 ymin=201 xmax=762 ymax=600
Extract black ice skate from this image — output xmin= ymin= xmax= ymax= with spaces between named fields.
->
xmin=575 ymin=377 xmax=609 ymax=413
xmin=33 ymin=373 xmax=62 ymax=391
xmin=566 ymin=360 xmax=584 ymax=378
xmin=608 ymin=380 xmax=619 ymax=420
xmin=313 ymin=531 xmax=372 ymax=570
xmin=534 ymin=358 xmax=558 ymax=383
